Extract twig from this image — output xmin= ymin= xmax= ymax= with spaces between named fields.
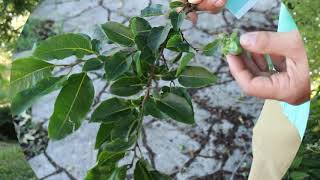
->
xmin=230 ymin=150 xmax=251 ymax=180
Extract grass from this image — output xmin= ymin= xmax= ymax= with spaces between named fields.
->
xmin=0 ymin=142 xmax=37 ymax=180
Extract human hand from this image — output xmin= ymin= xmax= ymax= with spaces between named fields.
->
xmin=176 ymin=0 xmax=227 ymax=23
xmin=226 ymin=31 xmax=310 ymax=105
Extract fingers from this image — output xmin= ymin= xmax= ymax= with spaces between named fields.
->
xmin=251 ymin=53 xmax=268 ymax=72
xmin=196 ymin=0 xmax=226 ymax=12
xmin=240 ymin=30 xmax=305 ymax=60
xmin=269 ymin=54 xmax=286 ymax=71
xmin=187 ymin=11 xmax=198 ymax=24
xmin=226 ymin=55 xmax=283 ymax=100
xmin=226 ymin=55 xmax=254 ymax=93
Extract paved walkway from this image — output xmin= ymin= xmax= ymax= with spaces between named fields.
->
xmin=20 ymin=0 xmax=280 ymax=179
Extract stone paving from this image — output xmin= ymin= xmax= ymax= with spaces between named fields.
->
xmin=17 ymin=0 xmax=280 ymax=179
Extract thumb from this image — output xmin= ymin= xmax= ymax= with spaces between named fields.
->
xmin=240 ymin=31 xmax=304 ymax=59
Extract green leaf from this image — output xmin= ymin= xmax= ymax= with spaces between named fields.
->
xmin=169 ymin=1 xmax=185 ymax=9
xmin=134 ymin=33 xmax=156 ymax=64
xmin=150 ymin=171 xmax=173 ymax=180
xmin=178 ymin=66 xmax=217 ymax=88
xmin=144 ymin=97 xmax=166 ymax=119
xmin=129 ymin=17 xmax=152 ymax=36
xmin=105 ymin=51 xmax=133 ymax=80
xmin=98 ymin=151 xmax=125 ymax=166
xmin=134 ymin=51 xmax=143 ymax=77
xmin=101 ymin=22 xmax=134 ymax=46
xmin=148 ymin=25 xmax=171 ymax=51
xmin=203 ymin=39 xmax=221 ymax=56
xmin=110 ymin=77 xmax=143 ymax=97
xmin=134 ymin=159 xmax=153 ymax=180
xmin=91 ymin=98 xmax=132 ymax=123
xmin=11 ymin=76 xmax=66 ymax=115
xmin=290 ymin=171 xmax=309 ymax=180
xmin=176 ymin=52 xmax=194 ymax=76
xmin=157 ymin=92 xmax=194 ymax=124
xmin=85 ymin=166 xmax=112 ymax=180
xmin=85 ymin=152 xmax=125 ymax=180
xmin=134 ymin=159 xmax=172 ymax=180
xmin=95 ymin=123 xmax=114 ymax=149
xmin=92 ymin=39 xmax=102 ymax=53
xmin=108 ymin=166 xmax=127 ymax=180
xmin=141 ymin=4 xmax=165 ymax=17
xmin=111 ymin=112 xmax=138 ymax=140
xmin=83 ymin=58 xmax=104 ymax=72
xmin=170 ymin=87 xmax=193 ymax=109
xmin=103 ymin=135 xmax=137 ymax=152
xmin=10 ymin=57 xmax=55 ymax=98
xmin=48 ymin=73 xmax=94 ymax=140
xmin=33 ymin=33 xmax=94 ymax=60
xmin=166 ymin=34 xmax=189 ymax=52
xmin=169 ymin=11 xmax=186 ymax=31
xmin=161 ymin=70 xmax=177 ymax=81
xmin=291 ymin=156 xmax=303 ymax=169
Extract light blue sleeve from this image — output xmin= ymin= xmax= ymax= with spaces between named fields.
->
xmin=278 ymin=3 xmax=310 ymax=139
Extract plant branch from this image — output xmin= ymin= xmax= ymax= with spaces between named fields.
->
xmin=180 ymin=31 xmax=200 ymax=52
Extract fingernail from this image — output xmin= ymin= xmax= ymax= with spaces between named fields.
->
xmin=240 ymin=32 xmax=258 ymax=47
xmin=214 ymin=0 xmax=225 ymax=7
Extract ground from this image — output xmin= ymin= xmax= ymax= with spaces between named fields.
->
xmin=14 ymin=0 xmax=281 ymax=179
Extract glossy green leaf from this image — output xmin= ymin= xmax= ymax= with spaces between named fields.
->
xmin=48 ymin=73 xmax=94 ymax=140
xmin=169 ymin=11 xmax=186 ymax=31
xmin=203 ymin=39 xmax=221 ymax=56
xmin=11 ymin=76 xmax=66 ymax=115
xmin=157 ymin=92 xmax=194 ymax=124
xmin=134 ymin=33 xmax=156 ymax=64
xmin=161 ymin=70 xmax=177 ymax=81
xmin=95 ymin=123 xmax=114 ymax=149
xmin=134 ymin=159 xmax=153 ymax=180
xmin=101 ymin=22 xmax=134 ymax=46
xmin=110 ymin=77 xmax=143 ymax=97
xmin=130 ymin=17 xmax=152 ymax=36
xmin=169 ymin=1 xmax=185 ymax=9
xmin=144 ymin=97 xmax=166 ymax=119
xmin=170 ymin=87 xmax=193 ymax=109
xmin=33 ymin=33 xmax=94 ymax=60
xmin=133 ymin=51 xmax=143 ymax=77
xmin=178 ymin=66 xmax=217 ymax=88
xmin=150 ymin=171 xmax=173 ymax=180
xmin=134 ymin=159 xmax=172 ymax=180
xmin=176 ymin=52 xmax=194 ymax=76
xmin=92 ymin=39 xmax=102 ymax=53
xmin=83 ymin=58 xmax=104 ymax=71
xmin=111 ymin=112 xmax=138 ymax=141
xmin=148 ymin=25 xmax=171 ymax=51
xmin=103 ymin=135 xmax=137 ymax=152
xmin=166 ymin=34 xmax=189 ymax=52
xmin=290 ymin=171 xmax=309 ymax=180
xmin=85 ymin=166 xmax=112 ymax=180
xmin=98 ymin=151 xmax=125 ymax=166
xmin=10 ymin=57 xmax=55 ymax=98
xmin=85 ymin=152 xmax=125 ymax=180
xmin=91 ymin=98 xmax=132 ymax=123
xmin=108 ymin=166 xmax=127 ymax=180
xmin=141 ymin=4 xmax=165 ymax=17
xmin=105 ymin=51 xmax=133 ymax=80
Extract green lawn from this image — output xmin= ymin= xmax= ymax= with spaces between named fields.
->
xmin=0 ymin=142 xmax=36 ymax=180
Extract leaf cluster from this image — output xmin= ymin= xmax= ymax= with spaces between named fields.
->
xmin=10 ymin=2 xmax=242 ymax=180
xmin=10 ymin=2 xmax=240 ymax=179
